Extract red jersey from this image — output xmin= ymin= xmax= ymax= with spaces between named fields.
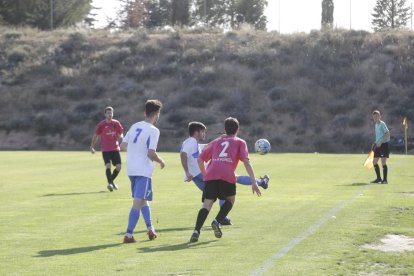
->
xmin=199 ymin=135 xmax=249 ymax=184
xmin=95 ymin=119 xmax=123 ymax=152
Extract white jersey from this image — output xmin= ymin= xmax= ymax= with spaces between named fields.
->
xmin=180 ymin=137 xmax=202 ymax=179
xmin=123 ymin=121 xmax=160 ymax=177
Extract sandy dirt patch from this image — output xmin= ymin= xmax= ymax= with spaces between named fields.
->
xmin=362 ymin=234 xmax=414 ymax=252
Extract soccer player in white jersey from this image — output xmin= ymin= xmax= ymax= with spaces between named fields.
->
xmin=180 ymin=121 xmax=269 ymax=225
xmin=121 ymin=100 xmax=165 ymax=243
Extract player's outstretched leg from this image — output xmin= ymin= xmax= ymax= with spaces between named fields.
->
xmin=258 ymin=175 xmax=270 ymax=189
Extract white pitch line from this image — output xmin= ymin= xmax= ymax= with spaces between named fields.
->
xmin=252 ymin=155 xmax=408 ymax=276
xmin=251 ymin=189 xmax=368 ymax=276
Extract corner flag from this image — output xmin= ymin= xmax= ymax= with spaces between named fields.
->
xmin=364 ymin=150 xmax=374 ymax=169
xmin=403 ymin=117 xmax=408 ymax=154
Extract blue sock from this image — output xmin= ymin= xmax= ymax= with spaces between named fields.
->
xmin=141 ymin=205 xmax=152 ymax=229
xmin=219 ymin=199 xmax=224 ymax=207
xmin=126 ymin=207 xmax=140 ymax=234
xmin=236 ymin=175 xmax=253 ymax=186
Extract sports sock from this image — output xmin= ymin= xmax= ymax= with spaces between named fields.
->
xmin=141 ymin=205 xmax=152 ymax=229
xmin=382 ymin=165 xmax=388 ymax=181
xmin=112 ymin=169 xmax=120 ymax=181
xmin=195 ymin=208 xmax=209 ymax=233
xmin=126 ymin=207 xmax=140 ymax=234
xmin=374 ymin=164 xmax=381 ymax=180
xmin=105 ymin=168 xmax=112 ymax=184
xmin=216 ymin=201 xmax=233 ymax=223
xmin=236 ymin=176 xmax=252 ymax=186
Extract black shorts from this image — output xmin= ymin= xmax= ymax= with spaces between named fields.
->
xmin=203 ymin=180 xmax=236 ymax=201
xmin=102 ymin=151 xmax=122 ymax=166
xmin=374 ymin=142 xmax=389 ymax=158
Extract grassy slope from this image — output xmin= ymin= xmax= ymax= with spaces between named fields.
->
xmin=1 ymin=152 xmax=413 ymax=275
xmin=0 ymin=27 xmax=413 ymax=152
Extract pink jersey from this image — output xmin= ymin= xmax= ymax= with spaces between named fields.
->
xmin=199 ymin=135 xmax=249 ymax=184
xmin=95 ymin=119 xmax=123 ymax=152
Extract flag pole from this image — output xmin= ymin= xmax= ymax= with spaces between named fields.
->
xmin=403 ymin=117 xmax=408 ymax=155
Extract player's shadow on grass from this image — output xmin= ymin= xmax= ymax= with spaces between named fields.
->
xmin=340 ymin=183 xmax=371 ymax=186
xmin=36 ymin=243 xmax=121 ymax=257
xmin=138 ymin=240 xmax=219 ymax=253
xmin=41 ymin=191 xmax=107 ymax=197
xmin=115 ymin=227 xmax=197 ymax=236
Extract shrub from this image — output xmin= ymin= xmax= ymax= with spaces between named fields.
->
xmin=182 ymin=48 xmax=200 ymax=64
xmin=102 ymin=47 xmax=131 ymax=68
xmin=61 ymin=85 xmax=86 ymax=100
xmin=139 ymin=41 xmax=160 ymax=57
xmin=7 ymin=45 xmax=30 ymax=65
xmin=60 ymin=32 xmax=88 ymax=53
xmin=34 ymin=111 xmax=68 ymax=134
xmin=196 ymin=66 xmax=217 ymax=84
xmin=3 ymin=30 xmax=23 ymax=40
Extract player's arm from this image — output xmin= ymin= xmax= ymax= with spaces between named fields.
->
xmin=242 ymin=158 xmax=261 ymax=197
xmin=197 ymin=157 xmax=207 ymax=176
xmin=180 ymin=152 xmax=192 ymax=181
xmin=90 ymin=134 xmax=99 ymax=154
xmin=149 ymin=149 xmax=165 ymax=169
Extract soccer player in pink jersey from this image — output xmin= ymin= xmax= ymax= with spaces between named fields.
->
xmin=190 ymin=117 xmax=261 ymax=242
xmin=180 ymin=121 xmax=269 ymax=225
xmin=90 ymin=106 xmax=124 ymax=192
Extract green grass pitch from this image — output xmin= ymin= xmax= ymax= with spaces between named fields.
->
xmin=1 ymin=152 xmax=413 ymax=275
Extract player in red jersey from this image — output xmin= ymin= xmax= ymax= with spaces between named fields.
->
xmin=90 ymin=106 xmax=124 ymax=192
xmin=190 ymin=117 xmax=261 ymax=242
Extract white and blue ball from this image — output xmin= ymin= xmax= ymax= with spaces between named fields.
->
xmin=254 ymin=139 xmax=271 ymax=155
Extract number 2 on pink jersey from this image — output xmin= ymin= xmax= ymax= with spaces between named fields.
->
xmin=219 ymin=141 xmax=229 ymax=157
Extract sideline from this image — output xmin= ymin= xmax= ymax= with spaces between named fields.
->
xmin=251 ymin=155 xmax=408 ymax=276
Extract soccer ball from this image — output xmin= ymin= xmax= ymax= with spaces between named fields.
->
xmin=254 ymin=139 xmax=271 ymax=155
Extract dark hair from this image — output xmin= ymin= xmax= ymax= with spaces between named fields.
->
xmin=372 ymin=110 xmax=381 ymax=115
xmin=188 ymin=121 xmax=206 ymax=136
xmin=145 ymin=99 xmax=163 ymax=117
xmin=104 ymin=106 xmax=113 ymax=113
xmin=224 ymin=117 xmax=239 ymax=135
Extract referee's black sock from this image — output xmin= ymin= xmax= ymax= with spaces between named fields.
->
xmin=112 ymin=169 xmax=120 ymax=181
xmin=195 ymin=208 xmax=209 ymax=233
xmin=105 ymin=168 xmax=112 ymax=184
xmin=374 ymin=164 xmax=381 ymax=180
xmin=216 ymin=201 xmax=233 ymax=223
xmin=382 ymin=165 xmax=388 ymax=181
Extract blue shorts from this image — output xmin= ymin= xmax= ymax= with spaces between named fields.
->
xmin=192 ymin=173 xmax=205 ymax=192
xmin=129 ymin=176 xmax=153 ymax=201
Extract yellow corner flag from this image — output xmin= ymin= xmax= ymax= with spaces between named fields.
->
xmin=364 ymin=150 xmax=374 ymax=169
xmin=403 ymin=117 xmax=408 ymax=154
xmin=403 ymin=117 xmax=408 ymax=129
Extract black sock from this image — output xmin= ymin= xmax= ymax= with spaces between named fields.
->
xmin=216 ymin=201 xmax=233 ymax=223
xmin=112 ymin=169 xmax=120 ymax=181
xmin=195 ymin=208 xmax=209 ymax=233
xmin=374 ymin=164 xmax=381 ymax=180
xmin=106 ymin=168 xmax=112 ymax=184
xmin=382 ymin=165 xmax=388 ymax=181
